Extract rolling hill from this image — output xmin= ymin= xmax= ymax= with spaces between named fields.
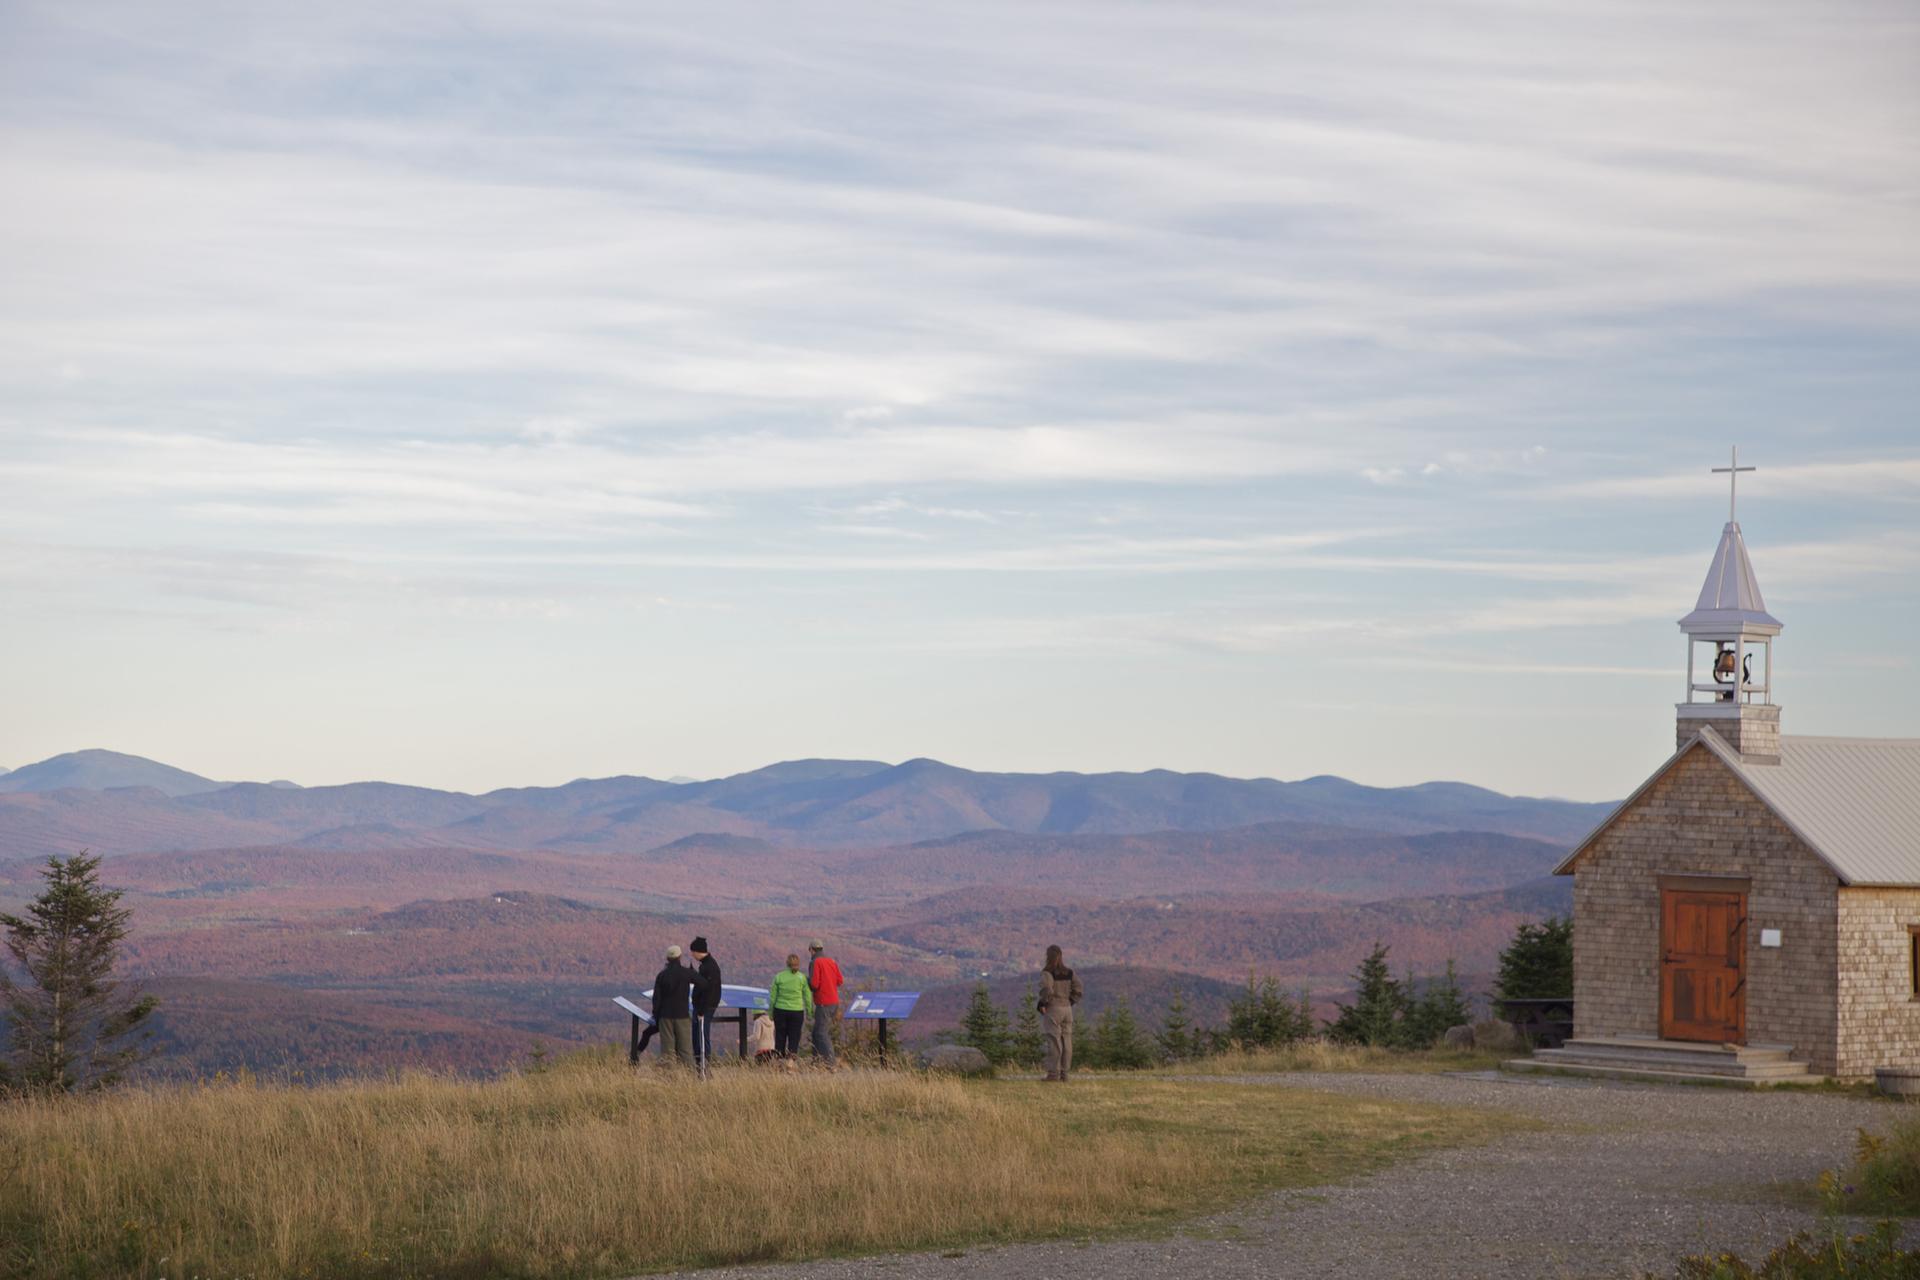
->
xmin=0 ymin=749 xmax=226 ymax=798
xmin=0 ymin=751 xmax=1615 ymax=858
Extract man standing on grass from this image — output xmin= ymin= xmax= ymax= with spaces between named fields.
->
xmin=689 ymin=937 xmax=721 ymax=1075
xmin=651 ymin=944 xmax=698 ymax=1069
xmin=807 ymin=938 xmax=844 ymax=1069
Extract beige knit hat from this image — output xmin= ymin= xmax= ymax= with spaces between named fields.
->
xmin=666 ymin=944 xmax=682 ymax=959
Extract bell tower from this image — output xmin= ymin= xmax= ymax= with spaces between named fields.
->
xmin=1675 ymin=448 xmax=1781 ymax=763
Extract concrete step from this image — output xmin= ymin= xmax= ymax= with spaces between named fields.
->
xmin=1503 ymin=1057 xmax=1825 ymax=1089
xmin=1532 ymin=1044 xmax=1805 ymax=1078
xmin=1533 ymin=1056 xmax=1812 ymax=1082
xmin=1565 ymin=1036 xmax=1794 ymax=1061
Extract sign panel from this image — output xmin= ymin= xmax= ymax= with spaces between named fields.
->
xmin=614 ymin=996 xmax=654 ymax=1025
xmin=635 ymin=985 xmax=770 ymax=1015
xmin=844 ymin=991 xmax=921 ymax=1020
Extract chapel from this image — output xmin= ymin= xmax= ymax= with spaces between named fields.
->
xmin=1526 ymin=465 xmax=1920 ymax=1084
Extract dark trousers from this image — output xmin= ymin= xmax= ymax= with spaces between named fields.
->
xmin=772 ymin=1009 xmax=805 ymax=1058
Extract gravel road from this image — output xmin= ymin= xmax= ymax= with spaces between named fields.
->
xmin=649 ymin=1070 xmax=1908 ymax=1280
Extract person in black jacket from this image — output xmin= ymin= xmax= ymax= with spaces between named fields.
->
xmin=651 ymin=944 xmax=698 ymax=1068
xmin=689 ymin=936 xmax=722 ymax=1075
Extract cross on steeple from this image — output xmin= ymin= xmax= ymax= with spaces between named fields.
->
xmin=1712 ymin=446 xmax=1756 ymax=523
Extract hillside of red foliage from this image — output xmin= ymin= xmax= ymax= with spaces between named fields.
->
xmin=0 ymin=760 xmax=1584 ymax=1075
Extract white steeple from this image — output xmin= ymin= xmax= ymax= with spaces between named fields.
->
xmin=1677 ymin=521 xmax=1782 ymax=637
xmin=1675 ymin=450 xmax=1781 ymax=763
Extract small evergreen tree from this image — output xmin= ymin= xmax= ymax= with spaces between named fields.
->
xmin=1325 ymin=941 xmax=1405 ymax=1047
xmin=1494 ymin=917 xmax=1573 ymax=1001
xmin=1402 ymin=959 xmax=1471 ymax=1047
xmin=1224 ymin=973 xmax=1265 ymax=1048
xmin=0 ymin=852 xmax=157 ymax=1093
xmin=1086 ymin=997 xmax=1153 ymax=1069
xmin=1156 ymin=986 xmax=1197 ymax=1062
xmin=1221 ymin=974 xmax=1315 ymax=1051
xmin=1290 ymin=987 xmax=1316 ymax=1043
xmin=1011 ymin=985 xmax=1044 ymax=1068
xmin=956 ymin=982 xmax=1012 ymax=1064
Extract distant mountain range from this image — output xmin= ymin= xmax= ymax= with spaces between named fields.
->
xmin=0 ymin=748 xmax=1603 ymax=1077
xmin=0 ymin=749 xmax=1614 ymax=859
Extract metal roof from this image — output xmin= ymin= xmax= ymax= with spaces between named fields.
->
xmin=1678 ymin=521 xmax=1782 ymax=635
xmin=1558 ymin=731 xmax=1920 ymax=885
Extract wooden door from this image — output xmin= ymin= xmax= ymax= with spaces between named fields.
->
xmin=1660 ymin=888 xmax=1746 ymax=1043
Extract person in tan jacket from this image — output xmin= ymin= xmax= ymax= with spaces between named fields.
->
xmin=1037 ymin=944 xmax=1083 ymax=1082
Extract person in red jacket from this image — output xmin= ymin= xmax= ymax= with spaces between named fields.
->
xmin=807 ymin=938 xmax=844 ymax=1068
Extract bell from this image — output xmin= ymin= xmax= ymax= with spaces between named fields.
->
xmin=1711 ymin=645 xmax=1738 ymax=683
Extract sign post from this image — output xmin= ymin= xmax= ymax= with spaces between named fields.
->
xmin=613 ymin=996 xmax=653 ymax=1065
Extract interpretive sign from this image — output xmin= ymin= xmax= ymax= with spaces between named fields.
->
xmin=842 ymin=990 xmax=922 ymax=1060
xmin=616 ymin=984 xmax=771 ymax=1063
xmin=844 ymin=991 xmax=920 ymax=1019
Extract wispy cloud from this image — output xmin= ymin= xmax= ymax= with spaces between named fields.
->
xmin=0 ymin=0 xmax=1913 ymax=797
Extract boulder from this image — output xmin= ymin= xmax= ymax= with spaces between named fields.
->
xmin=1442 ymin=1024 xmax=1476 ymax=1050
xmin=1469 ymin=1018 xmax=1523 ymax=1053
xmin=918 ymin=1045 xmax=995 ymax=1077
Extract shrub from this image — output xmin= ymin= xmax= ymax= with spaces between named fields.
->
xmin=1668 ymin=1221 xmax=1919 ymax=1279
xmin=1828 ymin=1124 xmax=1920 ymax=1217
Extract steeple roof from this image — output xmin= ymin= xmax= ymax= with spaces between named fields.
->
xmin=1678 ymin=520 xmax=1782 ymax=636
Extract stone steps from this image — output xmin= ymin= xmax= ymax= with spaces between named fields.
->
xmin=1504 ymin=1036 xmax=1823 ymax=1087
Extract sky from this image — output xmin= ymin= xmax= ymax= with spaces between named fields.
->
xmin=1 ymin=0 xmax=1916 ymax=801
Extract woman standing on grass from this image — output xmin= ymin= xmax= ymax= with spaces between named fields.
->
xmin=1038 ymin=944 xmax=1083 ymax=1082
xmin=767 ymin=952 xmax=814 ymax=1069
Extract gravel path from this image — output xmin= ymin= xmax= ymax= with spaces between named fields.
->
xmin=652 ymin=1071 xmax=1909 ymax=1280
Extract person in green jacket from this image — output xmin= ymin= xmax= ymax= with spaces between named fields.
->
xmin=767 ymin=953 xmax=814 ymax=1067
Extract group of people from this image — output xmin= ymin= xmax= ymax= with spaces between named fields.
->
xmin=638 ymin=938 xmax=1084 ymax=1080
xmin=642 ymin=936 xmax=845 ymax=1073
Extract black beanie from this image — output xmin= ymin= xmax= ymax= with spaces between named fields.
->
xmin=690 ymin=936 xmax=709 ymax=953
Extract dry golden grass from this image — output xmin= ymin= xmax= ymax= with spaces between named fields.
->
xmin=1160 ymin=1041 xmax=1507 ymax=1075
xmin=1 ymin=1052 xmax=1528 ymax=1280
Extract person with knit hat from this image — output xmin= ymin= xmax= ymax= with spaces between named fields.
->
xmin=688 ymin=936 xmax=722 ymax=1074
xmin=806 ymin=938 xmax=845 ymax=1068
xmin=650 ymin=944 xmax=699 ymax=1068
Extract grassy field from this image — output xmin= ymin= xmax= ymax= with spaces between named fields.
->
xmin=1 ymin=1053 xmax=1530 ymax=1280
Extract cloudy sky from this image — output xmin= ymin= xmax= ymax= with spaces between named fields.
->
xmin=1 ymin=0 xmax=1915 ymax=799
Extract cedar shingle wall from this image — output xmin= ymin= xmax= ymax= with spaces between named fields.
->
xmin=1570 ymin=746 xmax=1840 ymax=1076
xmin=1836 ymin=889 xmax=1920 ymax=1079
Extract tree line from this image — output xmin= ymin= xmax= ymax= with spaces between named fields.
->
xmin=952 ymin=921 xmax=1572 ymax=1068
